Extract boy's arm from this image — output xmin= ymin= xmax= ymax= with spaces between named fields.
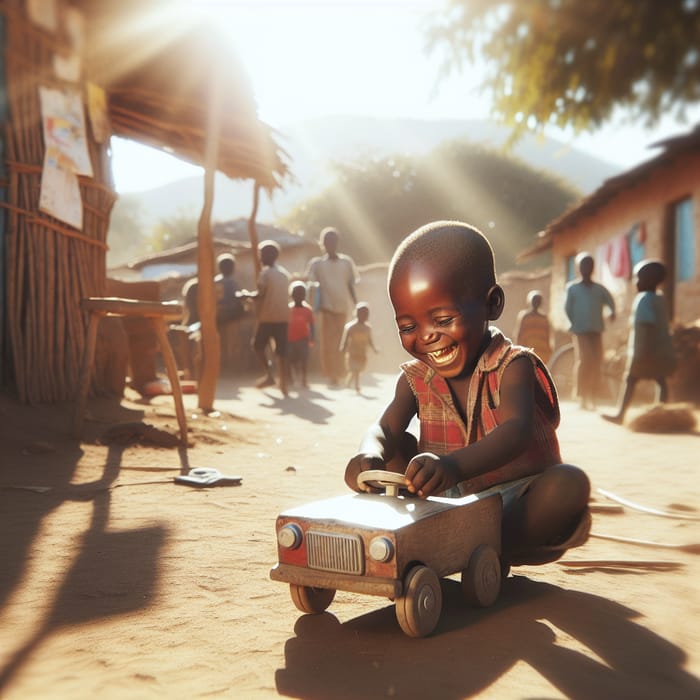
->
xmin=339 ymin=325 xmax=349 ymax=352
xmin=344 ymin=373 xmax=417 ymax=492
xmin=632 ymin=321 xmax=654 ymax=362
xmin=602 ymin=285 xmax=616 ymax=320
xmin=564 ymin=286 xmax=574 ymax=323
xmin=348 ymin=258 xmax=358 ymax=305
xmin=405 ymin=357 xmax=538 ymax=497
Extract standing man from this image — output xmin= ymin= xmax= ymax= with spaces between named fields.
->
xmin=564 ymin=252 xmax=616 ymax=410
xmin=306 ymin=227 xmax=358 ymax=387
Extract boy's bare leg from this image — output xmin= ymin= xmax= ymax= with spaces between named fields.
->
xmin=657 ymin=377 xmax=669 ymax=403
xmin=255 ymin=343 xmax=275 ymax=387
xmin=603 ymin=375 xmax=638 ymax=424
xmin=277 ymin=356 xmax=288 ymax=396
xmin=502 ymin=464 xmax=590 ymax=564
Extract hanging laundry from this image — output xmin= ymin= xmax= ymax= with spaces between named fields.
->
xmin=605 ymin=233 xmax=632 ymax=278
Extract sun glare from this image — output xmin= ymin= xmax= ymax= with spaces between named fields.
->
xmin=179 ymin=1 xmax=484 ymax=128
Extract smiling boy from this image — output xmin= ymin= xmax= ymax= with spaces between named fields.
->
xmin=344 ymin=221 xmax=591 ymax=566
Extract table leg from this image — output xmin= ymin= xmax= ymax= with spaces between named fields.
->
xmin=72 ymin=311 xmax=100 ymax=438
xmin=153 ymin=317 xmax=188 ymax=445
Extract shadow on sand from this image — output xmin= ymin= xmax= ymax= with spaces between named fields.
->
xmin=276 ymin=575 xmax=700 ymax=700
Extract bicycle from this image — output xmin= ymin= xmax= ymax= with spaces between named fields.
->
xmin=548 ymin=341 xmax=624 ymax=405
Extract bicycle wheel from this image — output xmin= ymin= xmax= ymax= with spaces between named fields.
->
xmin=548 ymin=343 xmax=575 ymax=401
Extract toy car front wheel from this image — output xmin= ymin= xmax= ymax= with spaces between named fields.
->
xmin=289 ymin=584 xmax=336 ymax=614
xmin=461 ymin=544 xmax=501 ymax=607
xmin=395 ymin=565 xmax=442 ymax=637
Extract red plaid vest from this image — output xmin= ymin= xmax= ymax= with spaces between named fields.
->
xmin=401 ymin=329 xmax=562 ymax=495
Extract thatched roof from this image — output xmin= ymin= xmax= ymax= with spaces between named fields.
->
xmin=75 ymin=0 xmax=288 ymax=190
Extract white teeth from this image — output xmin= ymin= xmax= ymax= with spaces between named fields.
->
xmin=427 ymin=346 xmax=458 ymax=366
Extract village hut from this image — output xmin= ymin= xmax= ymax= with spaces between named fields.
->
xmin=0 ymin=0 xmax=288 ymax=405
xmin=519 ymin=123 xmax=700 ymax=403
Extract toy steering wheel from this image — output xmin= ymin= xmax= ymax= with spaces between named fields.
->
xmin=357 ymin=469 xmax=409 ymax=497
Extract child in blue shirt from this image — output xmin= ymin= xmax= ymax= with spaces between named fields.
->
xmin=604 ymin=260 xmax=676 ymax=424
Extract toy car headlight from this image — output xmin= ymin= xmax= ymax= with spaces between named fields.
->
xmin=369 ymin=536 xmax=394 ymax=562
xmin=277 ymin=523 xmax=302 ymax=549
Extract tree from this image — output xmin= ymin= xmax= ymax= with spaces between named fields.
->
xmin=106 ymin=194 xmax=148 ymax=267
xmin=427 ymin=0 xmax=700 ymax=138
xmin=148 ymin=211 xmax=199 ymax=253
xmin=281 ymin=141 xmax=579 ymax=271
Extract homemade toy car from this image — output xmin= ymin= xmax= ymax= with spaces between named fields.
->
xmin=270 ymin=469 xmax=503 ymax=637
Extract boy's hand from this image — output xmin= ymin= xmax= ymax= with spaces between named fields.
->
xmin=344 ymin=453 xmax=385 ymax=492
xmin=405 ymin=453 xmax=460 ymax=498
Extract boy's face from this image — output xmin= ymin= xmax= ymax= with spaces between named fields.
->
xmin=390 ymin=268 xmax=490 ymax=379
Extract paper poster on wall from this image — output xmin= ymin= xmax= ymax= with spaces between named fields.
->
xmin=27 ymin=0 xmax=58 ymax=32
xmin=87 ymin=83 xmax=110 ymax=143
xmin=39 ymin=152 xmax=83 ymax=229
xmin=39 ymin=86 xmax=93 ymax=177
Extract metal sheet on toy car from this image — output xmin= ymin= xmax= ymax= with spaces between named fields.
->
xmin=279 ymin=493 xmax=479 ymax=532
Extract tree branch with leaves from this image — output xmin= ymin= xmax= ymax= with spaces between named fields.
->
xmin=427 ymin=0 xmax=700 ymax=139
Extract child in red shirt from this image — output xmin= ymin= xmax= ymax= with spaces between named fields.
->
xmin=287 ymin=282 xmax=315 ymax=389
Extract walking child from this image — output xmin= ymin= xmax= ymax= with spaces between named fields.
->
xmin=340 ymin=302 xmax=378 ymax=393
xmin=238 ymin=241 xmax=290 ymax=395
xmin=287 ymin=281 xmax=315 ymax=388
xmin=564 ymin=253 xmax=616 ymax=409
xmin=603 ymin=260 xmax=676 ymax=424
xmin=344 ymin=221 xmax=591 ymax=567
xmin=513 ymin=290 xmax=552 ymax=363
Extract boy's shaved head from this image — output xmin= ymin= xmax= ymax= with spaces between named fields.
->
xmin=388 ymin=221 xmax=496 ymax=300
xmin=634 ymin=258 xmax=666 ymax=287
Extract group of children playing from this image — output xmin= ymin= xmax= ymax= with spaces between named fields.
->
xmin=235 ymin=240 xmax=378 ymax=395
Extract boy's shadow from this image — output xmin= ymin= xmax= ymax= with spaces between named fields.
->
xmin=275 ymin=576 xmax=700 ymax=700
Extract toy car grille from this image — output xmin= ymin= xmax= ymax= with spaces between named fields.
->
xmin=306 ymin=531 xmax=364 ymax=575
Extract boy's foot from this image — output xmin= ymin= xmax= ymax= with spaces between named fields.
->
xmin=256 ymin=375 xmax=275 ymax=388
xmin=602 ymin=414 xmax=623 ymax=425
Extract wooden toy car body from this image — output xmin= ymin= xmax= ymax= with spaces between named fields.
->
xmin=270 ymin=471 xmax=503 ymax=637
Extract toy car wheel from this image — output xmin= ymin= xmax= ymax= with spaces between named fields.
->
xmin=289 ymin=584 xmax=336 ymax=614
xmin=461 ymin=544 xmax=501 ymax=608
xmin=395 ymin=565 xmax=442 ymax=638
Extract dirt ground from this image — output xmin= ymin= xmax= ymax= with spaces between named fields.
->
xmin=1 ymin=370 xmax=699 ymax=700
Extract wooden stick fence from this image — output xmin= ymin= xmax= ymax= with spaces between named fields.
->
xmin=3 ymin=0 xmax=115 ymax=403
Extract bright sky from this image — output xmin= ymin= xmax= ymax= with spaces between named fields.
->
xmin=111 ymin=0 xmax=700 ymax=193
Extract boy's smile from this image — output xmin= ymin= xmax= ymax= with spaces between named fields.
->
xmin=389 ymin=269 xmax=490 ymax=379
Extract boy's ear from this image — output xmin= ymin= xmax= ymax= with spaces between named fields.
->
xmin=487 ymin=285 xmax=505 ymax=320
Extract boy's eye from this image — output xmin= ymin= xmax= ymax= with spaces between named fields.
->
xmin=435 ymin=316 xmax=455 ymax=327
xmin=398 ymin=323 xmax=416 ymax=335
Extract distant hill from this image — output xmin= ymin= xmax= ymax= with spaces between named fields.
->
xmin=109 ymin=116 xmax=619 ymax=253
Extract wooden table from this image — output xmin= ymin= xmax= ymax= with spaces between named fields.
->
xmin=73 ymin=297 xmax=188 ymax=444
